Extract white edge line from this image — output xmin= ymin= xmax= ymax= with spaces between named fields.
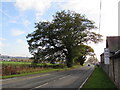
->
xmin=78 ymin=67 xmax=94 ymax=90
xmin=79 ymin=77 xmax=89 ymax=89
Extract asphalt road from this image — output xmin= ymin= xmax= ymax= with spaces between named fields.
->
xmin=2 ymin=65 xmax=94 ymax=90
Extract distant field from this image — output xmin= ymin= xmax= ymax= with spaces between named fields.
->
xmin=0 ymin=61 xmax=31 ymax=65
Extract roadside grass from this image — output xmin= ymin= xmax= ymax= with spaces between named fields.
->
xmin=83 ymin=66 xmax=118 ymax=89
xmin=1 ymin=64 xmax=81 ymax=79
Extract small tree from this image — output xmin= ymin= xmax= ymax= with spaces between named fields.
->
xmin=26 ymin=10 xmax=102 ymax=67
xmin=87 ymin=55 xmax=98 ymax=64
xmin=75 ymin=45 xmax=94 ymax=65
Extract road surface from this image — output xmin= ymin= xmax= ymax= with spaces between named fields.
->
xmin=1 ymin=65 xmax=94 ymax=90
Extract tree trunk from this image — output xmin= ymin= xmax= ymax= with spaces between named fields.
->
xmin=66 ymin=54 xmax=73 ymax=68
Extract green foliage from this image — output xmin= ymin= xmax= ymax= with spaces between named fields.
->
xmin=72 ymin=45 xmax=94 ymax=65
xmin=26 ymin=10 xmax=103 ymax=67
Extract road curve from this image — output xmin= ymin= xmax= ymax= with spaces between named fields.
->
xmin=2 ymin=65 xmax=94 ymax=89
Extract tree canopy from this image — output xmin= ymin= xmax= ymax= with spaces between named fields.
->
xmin=26 ymin=10 xmax=102 ymax=67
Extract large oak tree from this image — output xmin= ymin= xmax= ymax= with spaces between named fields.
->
xmin=26 ymin=10 xmax=102 ymax=67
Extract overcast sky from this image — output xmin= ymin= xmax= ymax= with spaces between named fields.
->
xmin=0 ymin=0 xmax=119 ymax=60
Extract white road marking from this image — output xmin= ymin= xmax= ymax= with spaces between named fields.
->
xmin=59 ymin=76 xmax=66 ymax=80
xmin=59 ymin=75 xmax=71 ymax=80
xmin=78 ymin=77 xmax=89 ymax=89
xmin=78 ymin=67 xmax=94 ymax=90
xmin=53 ymin=80 xmax=56 ymax=82
xmin=34 ymin=83 xmax=48 ymax=88
xmin=30 ymin=74 xmax=72 ymax=90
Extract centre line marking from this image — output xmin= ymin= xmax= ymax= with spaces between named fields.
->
xmin=59 ymin=75 xmax=71 ymax=80
xmin=35 ymin=83 xmax=48 ymax=88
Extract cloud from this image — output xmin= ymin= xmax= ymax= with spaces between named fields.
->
xmin=1 ymin=39 xmax=31 ymax=57
xmin=14 ymin=39 xmax=31 ymax=56
xmin=60 ymin=0 xmax=100 ymax=15
xmin=16 ymin=39 xmax=24 ymax=44
xmin=59 ymin=0 xmax=119 ymax=61
xmin=21 ymin=19 xmax=31 ymax=31
xmin=9 ymin=20 xmax=17 ymax=23
xmin=22 ymin=19 xmax=31 ymax=27
xmin=1 ymin=0 xmax=16 ymax=2
xmin=60 ymin=0 xmax=119 ymax=35
xmin=11 ymin=29 xmax=25 ymax=36
xmin=59 ymin=0 xmax=101 ymax=28
xmin=0 ymin=42 xmax=3 ymax=47
xmin=0 ymin=42 xmax=9 ymax=47
xmin=0 ymin=37 xmax=6 ymax=41
xmin=0 ymin=38 xmax=7 ymax=48
xmin=15 ymin=0 xmax=54 ymax=21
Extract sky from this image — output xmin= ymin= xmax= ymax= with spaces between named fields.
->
xmin=0 ymin=0 xmax=119 ymax=60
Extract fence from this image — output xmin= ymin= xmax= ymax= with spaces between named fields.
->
xmin=100 ymin=51 xmax=120 ymax=89
xmin=100 ymin=36 xmax=120 ymax=89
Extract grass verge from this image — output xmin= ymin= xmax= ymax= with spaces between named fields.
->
xmin=1 ymin=65 xmax=81 ymax=79
xmin=82 ymin=67 xmax=118 ymax=89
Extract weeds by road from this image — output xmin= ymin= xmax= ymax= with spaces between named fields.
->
xmin=1 ymin=61 xmax=64 ymax=76
xmin=1 ymin=64 xmax=82 ymax=79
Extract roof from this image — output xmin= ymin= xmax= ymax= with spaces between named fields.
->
xmin=106 ymin=36 xmax=120 ymax=52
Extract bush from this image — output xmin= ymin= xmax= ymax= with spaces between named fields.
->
xmin=2 ymin=64 xmax=20 ymax=76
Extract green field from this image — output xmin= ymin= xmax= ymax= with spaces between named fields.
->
xmin=83 ymin=67 xmax=118 ymax=89
xmin=0 ymin=61 xmax=31 ymax=65
xmin=0 ymin=61 xmax=61 ymax=66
